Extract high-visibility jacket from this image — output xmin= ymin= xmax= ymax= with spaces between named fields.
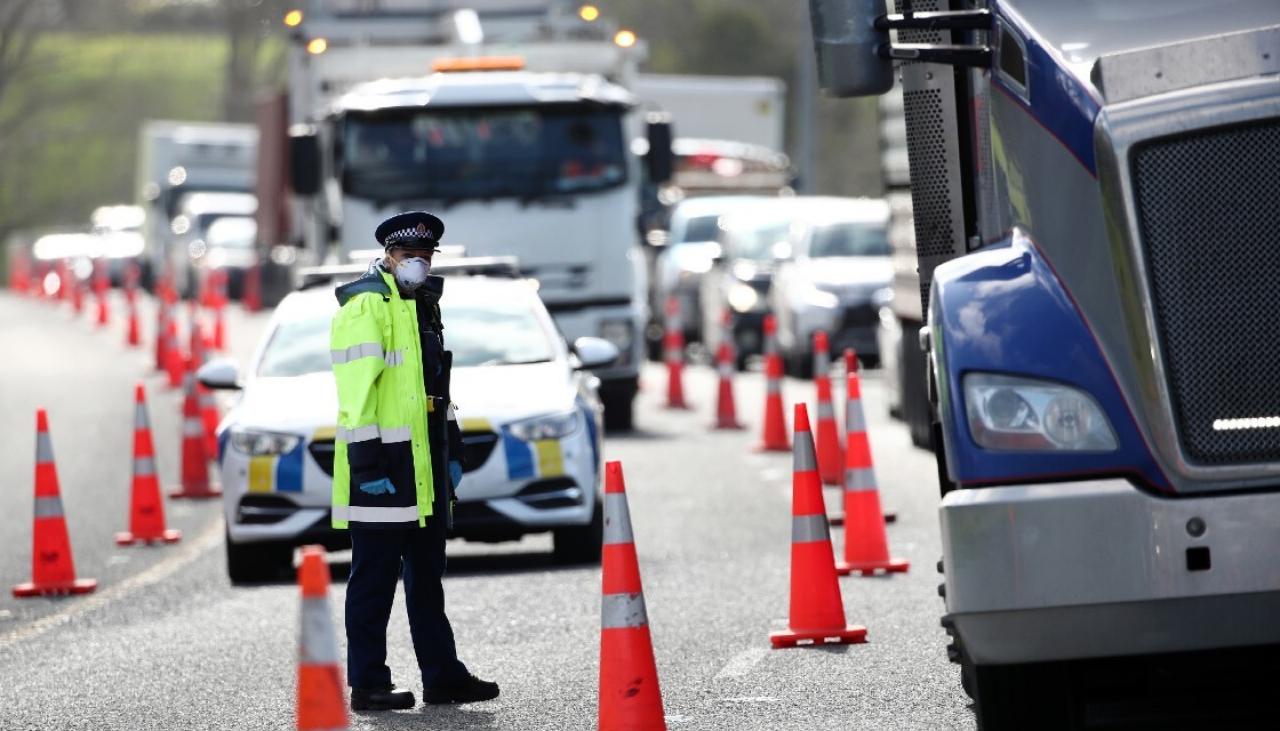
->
xmin=330 ymin=266 xmax=440 ymax=529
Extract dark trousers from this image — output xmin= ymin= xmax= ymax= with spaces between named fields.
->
xmin=345 ymin=511 xmax=467 ymax=690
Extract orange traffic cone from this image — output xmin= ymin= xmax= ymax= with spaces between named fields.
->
xmin=771 ymin=405 xmax=867 ymax=648
xmin=599 ymin=461 xmax=666 ymax=731
xmin=212 ymin=270 xmax=228 ymax=351
xmin=757 ymin=314 xmax=789 ymax=451
xmin=712 ymin=310 xmax=743 ymax=430
xmin=12 ymin=410 xmax=97 ymax=597
xmin=125 ymin=295 xmax=141 ymax=347
xmin=93 ymin=261 xmax=110 ymax=327
xmin=117 ymin=384 xmax=181 ymax=545
xmin=662 ymin=296 xmax=688 ymax=409
xmin=813 ymin=332 xmax=843 ymax=486
xmin=170 ymin=371 xmax=221 ymax=499
xmin=165 ymin=316 xmax=184 ymax=389
xmin=199 ymin=382 xmax=219 ymax=460
xmin=71 ymin=275 xmax=84 ymax=315
xmin=296 ymin=546 xmax=349 ymax=731
xmin=836 ymin=368 xmax=908 ymax=576
xmin=155 ymin=299 xmax=169 ymax=372
xmin=124 ymin=261 xmax=140 ymax=306
xmin=243 ymin=262 xmax=262 ymax=312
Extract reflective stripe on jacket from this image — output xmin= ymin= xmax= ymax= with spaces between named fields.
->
xmin=330 ymin=267 xmax=435 ymax=529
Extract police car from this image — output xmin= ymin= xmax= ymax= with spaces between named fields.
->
xmin=198 ymin=259 xmax=613 ymax=583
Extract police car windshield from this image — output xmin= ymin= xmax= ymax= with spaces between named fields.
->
xmin=342 ymin=105 xmax=627 ymax=203
xmin=256 ymin=295 xmax=555 ymax=378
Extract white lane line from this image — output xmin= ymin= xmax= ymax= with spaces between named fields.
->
xmin=0 ymin=518 xmax=223 ymax=651
xmin=714 ymin=647 xmax=769 ymax=680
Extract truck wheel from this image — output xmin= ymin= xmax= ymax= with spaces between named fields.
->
xmin=552 ymin=498 xmax=603 ymax=565
xmin=225 ymin=529 xmax=294 ymax=585
xmin=602 ymin=393 xmax=634 ymax=431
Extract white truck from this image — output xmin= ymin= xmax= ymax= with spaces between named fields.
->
xmin=135 ymin=120 xmax=258 ymax=289
xmin=261 ymin=0 xmax=669 ymax=429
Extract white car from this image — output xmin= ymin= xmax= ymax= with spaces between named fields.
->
xmin=768 ymin=197 xmax=893 ymax=377
xmin=199 ymin=266 xmax=615 ymax=583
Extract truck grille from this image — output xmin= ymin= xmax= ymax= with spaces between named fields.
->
xmin=1132 ymin=119 xmax=1280 ymax=464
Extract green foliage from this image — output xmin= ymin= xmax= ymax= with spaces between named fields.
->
xmin=0 ymin=33 xmax=235 ymax=233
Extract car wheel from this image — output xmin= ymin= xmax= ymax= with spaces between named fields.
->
xmin=225 ymin=528 xmax=294 ymax=585
xmin=552 ymin=497 xmax=603 ymax=565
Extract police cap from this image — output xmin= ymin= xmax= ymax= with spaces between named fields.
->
xmin=375 ymin=211 xmax=445 ymax=249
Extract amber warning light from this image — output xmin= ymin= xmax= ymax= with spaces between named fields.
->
xmin=432 ymin=56 xmax=526 ymax=72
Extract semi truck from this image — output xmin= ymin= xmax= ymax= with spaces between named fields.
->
xmin=135 ymin=121 xmax=258 ymax=288
xmin=257 ymin=0 xmax=671 ymax=429
xmin=810 ymin=0 xmax=1280 ymax=726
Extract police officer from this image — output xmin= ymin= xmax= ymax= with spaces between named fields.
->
xmin=330 ymin=211 xmax=499 ymax=710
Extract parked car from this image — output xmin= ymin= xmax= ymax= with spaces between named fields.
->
xmin=769 ymin=198 xmax=893 ymax=377
xmin=647 ymin=195 xmax=764 ymax=358
xmin=200 ymin=262 xmax=615 ymax=583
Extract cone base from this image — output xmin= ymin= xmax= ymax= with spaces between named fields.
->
xmin=770 ymin=625 xmax=867 ymax=649
xmin=169 ymin=484 xmax=222 ymax=499
xmin=711 ymin=420 xmax=745 ymax=430
xmin=828 ymin=513 xmax=895 ymax=527
xmin=836 ymin=557 xmax=910 ymax=576
xmin=664 ymin=401 xmax=693 ymax=410
xmin=116 ymin=529 xmax=182 ymax=546
xmin=13 ymin=578 xmax=98 ymax=598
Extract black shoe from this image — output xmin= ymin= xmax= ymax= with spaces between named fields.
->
xmin=423 ymin=673 xmax=500 ymax=704
xmin=351 ymin=685 xmax=416 ymax=711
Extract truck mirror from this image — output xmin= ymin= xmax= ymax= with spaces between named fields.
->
xmin=809 ymin=0 xmax=894 ymax=97
xmin=644 ymin=112 xmax=674 ymax=185
xmin=288 ymin=124 xmax=321 ymax=197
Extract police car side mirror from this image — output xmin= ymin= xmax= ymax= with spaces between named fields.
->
xmin=197 ymin=357 xmax=242 ymax=390
xmin=572 ymin=337 xmax=620 ymax=370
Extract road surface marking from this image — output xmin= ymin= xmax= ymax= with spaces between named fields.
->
xmin=715 ymin=647 xmax=769 ymax=680
xmin=0 ymin=518 xmax=222 ymax=651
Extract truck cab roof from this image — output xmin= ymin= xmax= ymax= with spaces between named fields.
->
xmin=335 ymin=71 xmax=633 ymax=113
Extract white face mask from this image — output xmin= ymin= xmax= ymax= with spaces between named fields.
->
xmin=393 ymin=257 xmax=431 ymax=291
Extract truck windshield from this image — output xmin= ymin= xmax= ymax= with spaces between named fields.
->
xmin=809 ymin=223 xmax=891 ymax=258
xmin=342 ymin=105 xmax=627 ymax=203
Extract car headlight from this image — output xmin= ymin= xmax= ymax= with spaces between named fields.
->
xmin=230 ymin=429 xmax=302 ymax=456
xmin=508 ymin=411 xmax=580 ymax=441
xmin=727 ymin=282 xmax=760 ymax=313
xmin=964 ymin=373 xmax=1117 ymax=451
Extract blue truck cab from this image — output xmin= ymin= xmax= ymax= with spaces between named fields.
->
xmin=810 ymin=0 xmax=1280 ymax=726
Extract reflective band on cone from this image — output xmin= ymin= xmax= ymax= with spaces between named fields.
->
xmin=599 ymin=461 xmax=666 ymax=731
xmin=836 ymin=370 xmax=908 ymax=577
xmin=296 ymin=546 xmax=349 ymax=731
xmin=117 ymin=384 xmax=181 ymax=546
xmin=13 ymin=409 xmax=97 ymax=597
xmin=771 ymin=404 xmax=866 ymax=648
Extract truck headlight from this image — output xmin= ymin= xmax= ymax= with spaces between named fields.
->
xmin=727 ymin=282 xmax=760 ymax=313
xmin=598 ymin=319 xmax=633 ymax=363
xmin=508 ymin=411 xmax=580 ymax=441
xmin=230 ymin=429 xmax=301 ymax=456
xmin=964 ymin=373 xmax=1117 ymax=451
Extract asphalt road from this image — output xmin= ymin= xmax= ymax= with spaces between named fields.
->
xmin=0 ymin=289 xmax=971 ymax=730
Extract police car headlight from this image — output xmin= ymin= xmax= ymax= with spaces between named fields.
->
xmin=727 ymin=283 xmax=759 ymax=313
xmin=230 ymin=429 xmax=301 ymax=456
xmin=964 ymin=373 xmax=1117 ymax=451
xmin=508 ymin=411 xmax=580 ymax=441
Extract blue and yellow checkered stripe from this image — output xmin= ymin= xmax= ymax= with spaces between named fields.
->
xmin=495 ymin=418 xmax=566 ymax=481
